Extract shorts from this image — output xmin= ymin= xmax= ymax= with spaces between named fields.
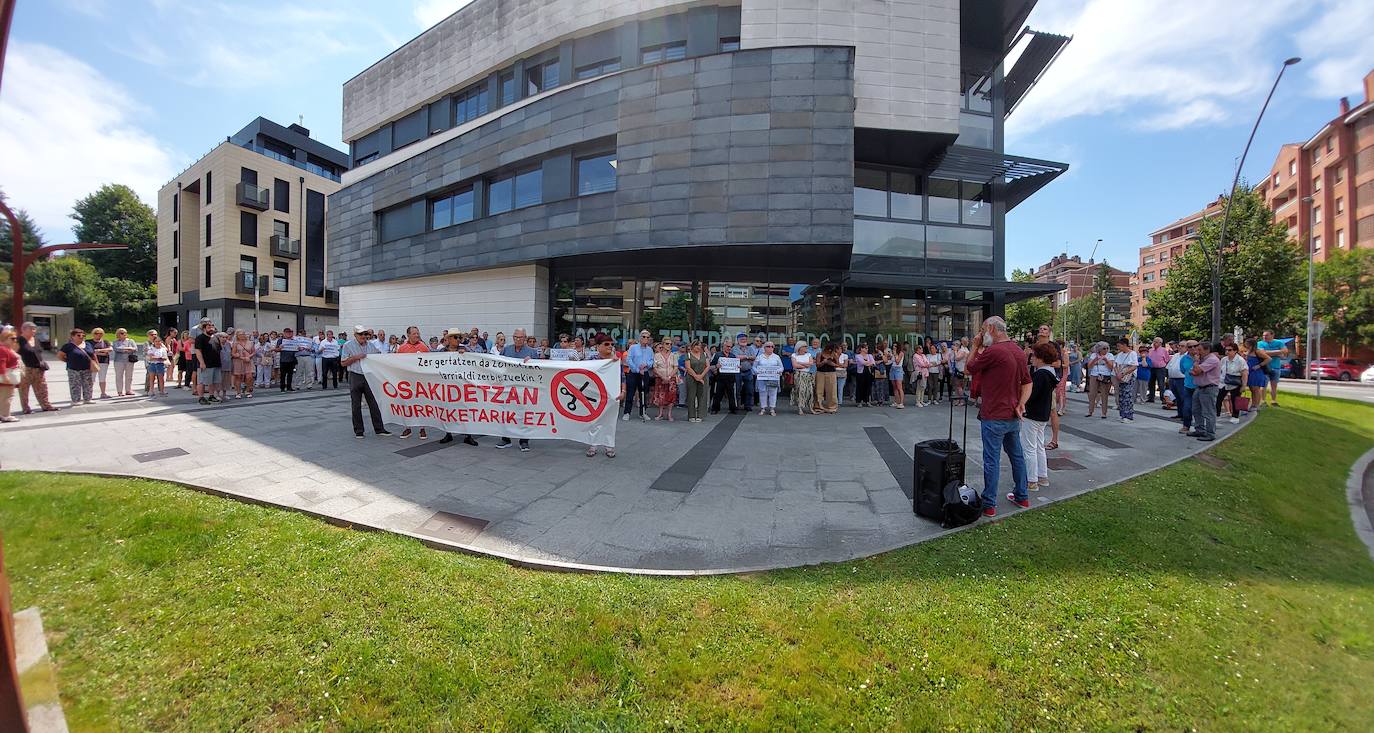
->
xmin=889 ymin=367 xmax=904 ymax=381
xmin=147 ymin=362 xmax=166 ymax=376
xmin=199 ymin=367 xmax=222 ymax=384
xmin=1268 ymin=367 xmax=1281 ymax=382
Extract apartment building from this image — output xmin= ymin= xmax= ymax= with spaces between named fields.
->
xmin=156 ymin=118 xmax=350 ymax=333
xmin=1253 ymin=68 xmax=1374 ymax=262
xmin=327 ymin=0 xmax=1071 ymax=346
xmin=1032 ymin=253 xmax=1129 ymax=309
xmin=1130 ymin=196 xmax=1225 ymax=327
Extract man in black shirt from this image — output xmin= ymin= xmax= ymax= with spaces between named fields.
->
xmin=194 ymin=323 xmax=223 ymax=405
xmin=17 ymin=321 xmax=57 ymax=413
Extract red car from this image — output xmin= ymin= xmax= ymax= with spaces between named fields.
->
xmin=1307 ymin=358 xmax=1367 ymax=381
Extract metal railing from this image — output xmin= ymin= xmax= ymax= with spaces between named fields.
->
xmin=240 ymin=143 xmax=342 ymax=182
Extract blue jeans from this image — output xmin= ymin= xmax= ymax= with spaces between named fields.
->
xmin=1170 ymin=378 xmax=1192 ymax=429
xmin=736 ymin=372 xmax=755 ymax=409
xmin=980 ymin=418 xmax=1028 ymax=509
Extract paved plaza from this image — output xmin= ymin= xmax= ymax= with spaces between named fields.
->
xmin=1 ymin=360 xmax=1252 ymax=574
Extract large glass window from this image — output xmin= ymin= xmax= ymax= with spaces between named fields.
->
xmin=957 ymin=112 xmax=993 ymax=149
xmin=240 ymin=211 xmax=256 ymax=246
xmin=514 ymin=168 xmax=542 ymax=209
xmin=488 ymin=176 xmax=513 ymax=215
xmin=854 ymin=219 xmax=925 ymax=259
xmin=488 ymin=168 xmax=541 ymax=214
xmin=576 ymin=59 xmax=621 ymax=79
xmin=890 ymin=172 xmax=922 ymax=220
xmin=273 ymin=262 xmax=288 ymax=292
xmin=526 ymin=59 xmax=559 ymax=96
xmin=641 ymin=42 xmax=686 ymax=63
xmin=453 ymin=84 xmax=489 ymax=125
xmin=854 ymin=167 xmax=888 ymax=217
xmin=962 ymin=181 xmax=992 ymax=226
xmin=499 ymin=72 xmax=516 ymax=106
xmin=432 ymin=188 xmax=475 ymax=229
xmin=577 ymin=153 xmax=617 ymax=195
xmin=928 ymin=178 xmax=960 ymax=223
xmin=392 ymin=108 xmax=426 ymax=149
xmin=926 ymin=226 xmax=994 ymax=276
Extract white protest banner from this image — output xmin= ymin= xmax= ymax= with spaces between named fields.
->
xmin=362 ymin=352 xmax=621 ymax=447
xmin=549 ymin=348 xmax=581 ymax=361
xmin=717 ymin=357 xmax=740 ymax=373
xmin=753 ymin=361 xmax=782 ymax=379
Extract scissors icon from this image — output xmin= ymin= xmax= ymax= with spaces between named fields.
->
xmin=559 ymin=380 xmax=598 ymax=412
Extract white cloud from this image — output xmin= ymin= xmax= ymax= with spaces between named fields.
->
xmin=1009 ymin=0 xmax=1291 ymax=140
xmin=414 ymin=0 xmax=475 ymax=30
xmin=0 ymin=42 xmax=176 ymax=244
xmin=1296 ymin=0 xmax=1374 ymax=99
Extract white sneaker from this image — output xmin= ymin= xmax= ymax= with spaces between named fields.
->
xmin=622 ymin=414 xmax=630 ymax=422
xmin=1229 ymin=416 xmax=1240 ymax=424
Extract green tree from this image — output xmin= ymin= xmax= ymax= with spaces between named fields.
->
xmin=1144 ymin=185 xmax=1302 ymax=341
xmin=1310 ymin=247 xmax=1374 ymax=353
xmin=24 ymin=256 xmax=112 ymax=321
xmin=641 ymin=293 xmax=716 ymax=339
xmin=1004 ymin=268 xmax=1051 ymax=342
xmin=0 ymin=187 xmax=46 ymax=265
xmin=1058 ymin=293 xmax=1103 ymax=346
xmin=70 ymin=184 xmax=157 ymax=285
xmin=102 ymin=277 xmax=158 ymax=329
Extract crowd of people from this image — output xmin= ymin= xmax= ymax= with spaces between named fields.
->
xmin=0 ymin=316 xmax=1291 ymax=514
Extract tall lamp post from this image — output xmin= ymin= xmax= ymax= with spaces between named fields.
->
xmin=1208 ymin=56 xmax=1301 ymax=344
xmin=1302 ymin=195 xmax=1315 ymax=384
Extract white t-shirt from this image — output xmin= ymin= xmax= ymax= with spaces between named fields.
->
xmin=791 ymin=350 xmax=815 ymax=370
xmin=1167 ymin=353 xmax=1186 ymax=379
xmin=1113 ymin=350 xmax=1137 ymax=380
xmin=836 ymin=351 xmax=849 ymax=369
xmin=955 ymin=347 xmax=969 ymax=372
xmin=146 ymin=345 xmax=168 ymax=362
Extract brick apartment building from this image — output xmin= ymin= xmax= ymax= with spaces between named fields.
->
xmin=1031 ymin=253 xmax=1131 ymax=338
xmin=1130 ymin=196 xmax=1225 ymax=327
xmin=1253 ymin=69 xmax=1374 ymax=262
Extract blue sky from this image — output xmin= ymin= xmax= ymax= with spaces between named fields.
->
xmin=1 ymin=0 xmax=1371 ymax=278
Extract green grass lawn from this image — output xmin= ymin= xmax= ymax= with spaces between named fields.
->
xmin=3 ymin=394 xmax=1373 ymax=731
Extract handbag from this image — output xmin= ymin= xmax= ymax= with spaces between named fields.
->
xmin=1224 ymin=373 xmax=1242 ymax=387
xmin=128 ymin=353 xmax=139 ymax=363
xmin=2 ymin=366 xmax=21 ymax=386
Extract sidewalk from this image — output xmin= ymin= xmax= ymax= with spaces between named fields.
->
xmin=2 ymin=367 xmax=1252 ymax=574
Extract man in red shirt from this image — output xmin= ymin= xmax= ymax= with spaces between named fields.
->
xmin=396 ymin=325 xmax=429 ymax=440
xmin=965 ymin=315 xmax=1032 ymax=517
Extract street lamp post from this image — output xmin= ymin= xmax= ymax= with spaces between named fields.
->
xmin=1208 ymin=56 xmax=1301 ymax=344
xmin=1302 ymin=195 xmax=1315 ymax=383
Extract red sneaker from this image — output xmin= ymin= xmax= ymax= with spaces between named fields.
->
xmin=1006 ymin=493 xmax=1030 ymax=509
xmin=982 ymin=506 xmax=996 ymax=517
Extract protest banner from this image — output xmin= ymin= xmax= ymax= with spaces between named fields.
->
xmin=717 ymin=357 xmax=740 ymax=374
xmin=362 ymin=353 xmax=621 ymax=446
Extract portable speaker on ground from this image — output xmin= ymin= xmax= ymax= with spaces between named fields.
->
xmin=914 ymin=438 xmax=964 ymax=519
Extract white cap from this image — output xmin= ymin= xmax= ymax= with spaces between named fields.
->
xmin=354 ymin=325 xmax=368 ymax=334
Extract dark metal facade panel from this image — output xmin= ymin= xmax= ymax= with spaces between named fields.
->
xmin=328 ymin=47 xmax=857 ymax=289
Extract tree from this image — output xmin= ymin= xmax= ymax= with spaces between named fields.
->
xmin=1059 ymin=293 xmax=1103 ymax=346
xmin=24 ymin=256 xmax=112 ymax=321
xmin=0 ymin=187 xmax=46 ymax=265
xmin=641 ymin=293 xmax=716 ymax=339
xmin=70 ymin=184 xmax=157 ymax=285
xmin=1094 ymin=261 xmax=1113 ymax=295
xmin=1144 ymin=185 xmax=1303 ymax=341
xmin=1005 ymin=268 xmax=1051 ymax=342
xmin=1310 ymin=247 xmax=1374 ymax=354
xmin=102 ymin=277 xmax=158 ymax=328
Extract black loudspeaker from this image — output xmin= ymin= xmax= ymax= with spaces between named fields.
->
xmin=914 ymin=438 xmax=965 ymax=519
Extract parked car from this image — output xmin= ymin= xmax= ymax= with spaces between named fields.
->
xmin=1361 ymin=365 xmax=1374 ymax=384
xmin=1281 ymin=357 xmax=1302 ymax=379
xmin=1307 ymin=358 xmax=1367 ymax=381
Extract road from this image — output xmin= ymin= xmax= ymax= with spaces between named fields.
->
xmin=1279 ymin=379 xmax=1374 ymax=404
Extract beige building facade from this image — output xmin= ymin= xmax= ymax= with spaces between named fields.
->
xmin=157 ymin=118 xmax=350 ymax=333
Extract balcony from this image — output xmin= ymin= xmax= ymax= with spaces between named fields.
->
xmin=270 ymin=234 xmax=301 ymax=259
xmin=236 ymin=181 xmax=270 ymax=211
xmin=235 ymin=271 xmax=264 ymax=295
xmin=240 ymin=142 xmax=342 ymax=183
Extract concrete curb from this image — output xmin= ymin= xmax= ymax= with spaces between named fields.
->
xmin=1346 ymin=446 xmax=1374 ymax=563
xmin=6 ymin=410 xmax=1260 ymax=577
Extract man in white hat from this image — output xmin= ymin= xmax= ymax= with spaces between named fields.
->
xmin=340 ymin=325 xmax=391 ymax=439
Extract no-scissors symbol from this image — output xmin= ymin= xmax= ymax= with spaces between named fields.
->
xmin=550 ymin=369 xmax=608 ymax=423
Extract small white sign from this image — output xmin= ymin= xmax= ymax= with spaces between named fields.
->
xmin=549 ymin=348 xmax=580 ymax=361
xmin=753 ymin=362 xmax=783 ymax=379
xmin=717 ymin=357 xmax=740 ymax=374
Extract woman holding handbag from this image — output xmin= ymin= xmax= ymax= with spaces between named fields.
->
xmin=111 ymin=328 xmax=138 ymax=396
xmin=1218 ymin=343 xmax=1247 ymax=423
xmin=651 ymin=339 xmax=679 ymax=421
xmin=0 ymin=325 xmax=23 ymax=422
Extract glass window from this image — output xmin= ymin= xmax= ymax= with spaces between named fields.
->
xmin=961 ymin=181 xmax=992 ymax=226
xmin=957 ymin=112 xmax=993 ymax=149
xmin=240 ymin=211 xmax=256 ymax=246
xmin=1314 ymin=235 xmax=1322 ymax=251
xmin=1313 ymin=175 xmax=1321 ymax=191
xmin=488 ymin=176 xmax=514 ymax=215
xmin=454 ymin=84 xmax=489 ymax=124
xmin=1314 ymin=205 xmax=1322 ymax=224
xmin=926 ymin=226 xmax=994 ymax=271
xmin=641 ymin=42 xmax=686 ymax=63
xmin=392 ymin=108 xmax=426 ymax=149
xmin=273 ymin=220 xmax=288 ymax=239
xmin=928 ymin=178 xmax=960 ymax=223
xmin=1337 ymin=229 xmax=1345 ymax=248
xmin=204 ymin=256 xmax=211 ymax=288
xmin=273 ymin=262 xmax=288 ymax=291
xmin=853 ymin=219 xmax=924 ymax=259
xmin=499 ymin=72 xmax=516 ymax=106
xmin=514 ymin=168 xmax=542 ymax=208
xmin=577 ymin=153 xmax=617 ymax=195
xmin=432 ymin=188 xmax=474 ymax=229
xmin=720 ymin=37 xmax=741 ymax=51
xmin=576 ymin=59 xmax=620 ymax=79
xmin=239 ymin=255 xmax=256 ymax=276
xmin=890 ymin=172 xmax=922 ymax=220
xmin=854 ymin=167 xmax=888 ymax=217
xmin=1336 ymin=197 xmax=1344 ymax=214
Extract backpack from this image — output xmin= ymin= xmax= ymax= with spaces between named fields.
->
xmin=942 ymin=480 xmax=982 ymax=528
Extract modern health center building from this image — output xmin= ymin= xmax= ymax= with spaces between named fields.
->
xmin=329 ymin=0 xmax=1070 ymax=347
